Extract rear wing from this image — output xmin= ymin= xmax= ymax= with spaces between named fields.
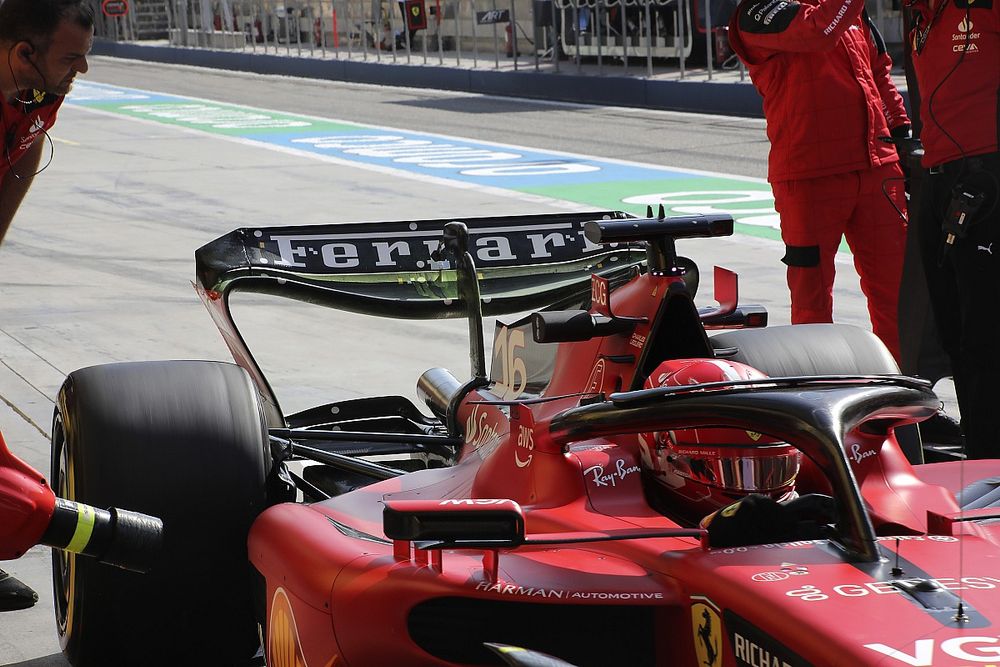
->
xmin=194 ymin=211 xmax=645 ymax=426
xmin=195 ymin=211 xmax=644 ymax=319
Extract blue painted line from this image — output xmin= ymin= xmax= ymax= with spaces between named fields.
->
xmin=65 ymin=80 xmax=779 ymax=233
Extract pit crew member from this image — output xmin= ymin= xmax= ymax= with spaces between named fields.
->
xmin=0 ymin=0 xmax=93 ymax=245
xmin=729 ymin=0 xmax=911 ymax=361
xmin=0 ymin=0 xmax=94 ymax=607
xmin=908 ymin=0 xmax=999 ymax=459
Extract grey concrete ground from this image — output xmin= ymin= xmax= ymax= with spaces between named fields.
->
xmin=0 ymin=58 xmax=937 ymax=666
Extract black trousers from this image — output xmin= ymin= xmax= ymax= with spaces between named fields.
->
xmin=916 ymin=152 xmax=1000 ymax=459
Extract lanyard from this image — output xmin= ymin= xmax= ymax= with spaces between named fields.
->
xmin=913 ymin=0 xmax=949 ymax=54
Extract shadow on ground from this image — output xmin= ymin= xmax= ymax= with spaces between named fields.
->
xmin=6 ymin=655 xmax=69 ymax=667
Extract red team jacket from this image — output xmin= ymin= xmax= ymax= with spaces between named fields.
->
xmin=0 ymin=91 xmax=63 ymax=180
xmin=728 ymin=0 xmax=910 ymax=182
xmin=909 ymin=0 xmax=999 ymax=166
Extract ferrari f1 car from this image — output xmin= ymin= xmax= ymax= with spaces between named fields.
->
xmin=50 ymin=209 xmax=1000 ymax=667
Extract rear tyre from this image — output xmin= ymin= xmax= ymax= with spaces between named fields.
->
xmin=710 ymin=323 xmax=926 ymax=462
xmin=51 ymin=361 xmax=270 ymax=667
xmin=709 ymin=323 xmax=899 ymax=376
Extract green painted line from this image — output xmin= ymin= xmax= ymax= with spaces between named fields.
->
xmin=68 ymin=81 xmax=787 ymax=244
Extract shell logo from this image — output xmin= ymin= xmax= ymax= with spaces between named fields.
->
xmin=269 ymin=588 xmax=309 ymax=667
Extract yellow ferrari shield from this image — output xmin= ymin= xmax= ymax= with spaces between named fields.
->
xmin=691 ymin=600 xmax=722 ymax=667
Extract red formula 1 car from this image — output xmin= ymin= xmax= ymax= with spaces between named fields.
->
xmin=47 ymin=210 xmax=1000 ymax=667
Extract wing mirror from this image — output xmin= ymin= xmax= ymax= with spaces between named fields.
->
xmin=383 ymin=498 xmax=526 ymax=548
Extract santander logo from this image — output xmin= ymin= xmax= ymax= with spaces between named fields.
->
xmin=865 ymin=636 xmax=1000 ymax=665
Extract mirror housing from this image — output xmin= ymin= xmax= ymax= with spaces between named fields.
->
xmin=383 ymin=499 xmax=526 ymax=548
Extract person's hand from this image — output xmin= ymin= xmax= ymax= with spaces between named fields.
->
xmin=890 ymin=123 xmax=913 ymax=180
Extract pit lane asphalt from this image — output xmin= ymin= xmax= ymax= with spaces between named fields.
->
xmin=0 ymin=57 xmax=950 ymax=666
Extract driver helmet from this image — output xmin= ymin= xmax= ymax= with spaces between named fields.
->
xmin=638 ymin=359 xmax=800 ymax=497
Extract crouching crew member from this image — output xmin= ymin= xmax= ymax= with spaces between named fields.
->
xmin=0 ymin=0 xmax=94 ymax=608
xmin=0 ymin=0 xmax=93 ymax=246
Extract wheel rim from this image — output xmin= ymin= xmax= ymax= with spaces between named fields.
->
xmin=51 ymin=414 xmax=76 ymax=640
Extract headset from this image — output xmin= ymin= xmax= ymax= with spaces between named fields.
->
xmin=9 ymin=41 xmax=50 ymax=97
xmin=0 ymin=41 xmax=54 ymax=179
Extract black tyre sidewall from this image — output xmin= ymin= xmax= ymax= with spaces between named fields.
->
xmin=709 ymin=323 xmax=926 ymax=462
xmin=51 ymin=360 xmax=270 ymax=667
xmin=710 ymin=323 xmax=899 ymax=377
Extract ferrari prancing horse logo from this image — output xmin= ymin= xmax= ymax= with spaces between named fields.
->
xmin=691 ymin=599 xmax=722 ymax=667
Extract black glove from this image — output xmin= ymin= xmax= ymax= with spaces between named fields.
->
xmin=701 ymin=494 xmax=838 ymax=548
xmin=890 ymin=124 xmax=913 ymax=182
xmin=890 ymin=124 xmax=913 ymax=140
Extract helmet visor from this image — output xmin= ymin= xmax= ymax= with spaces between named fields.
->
xmin=667 ymin=443 xmax=801 ymax=493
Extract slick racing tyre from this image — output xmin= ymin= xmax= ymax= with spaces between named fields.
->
xmin=709 ymin=323 xmax=899 ymax=377
xmin=709 ymin=323 xmax=926 ymax=462
xmin=51 ymin=361 xmax=270 ymax=667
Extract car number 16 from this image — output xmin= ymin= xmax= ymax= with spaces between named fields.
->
xmin=493 ymin=326 xmax=527 ymax=400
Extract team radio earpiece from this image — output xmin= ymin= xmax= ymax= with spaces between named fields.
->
xmin=6 ymin=41 xmax=47 ymax=105
xmin=19 ymin=42 xmax=49 ymax=97
xmin=1 ymin=41 xmax=55 ymax=179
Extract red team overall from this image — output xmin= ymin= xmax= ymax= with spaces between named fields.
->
xmin=729 ymin=0 xmax=911 ymax=360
